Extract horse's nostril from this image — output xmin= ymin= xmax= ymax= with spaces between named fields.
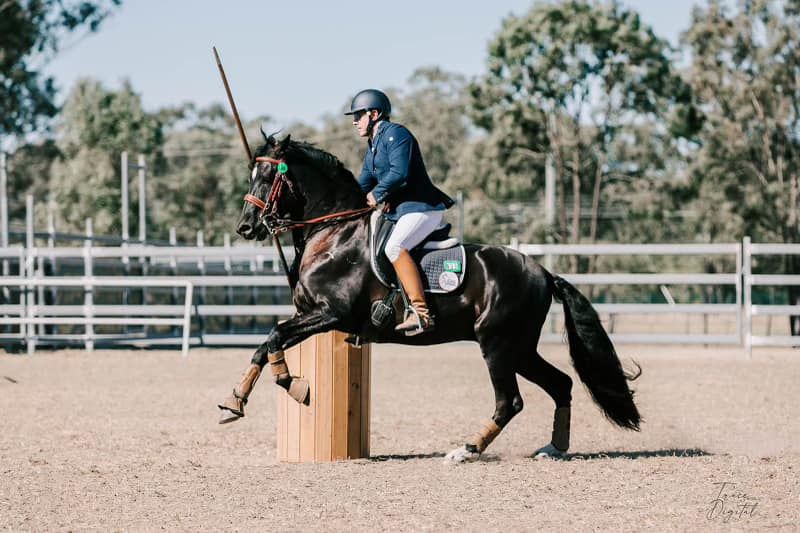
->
xmin=238 ymin=224 xmax=252 ymax=236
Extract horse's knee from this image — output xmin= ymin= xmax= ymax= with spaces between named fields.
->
xmin=495 ymin=394 xmax=523 ymax=426
xmin=513 ymin=394 xmax=524 ymax=414
xmin=251 ymin=332 xmax=283 ymax=367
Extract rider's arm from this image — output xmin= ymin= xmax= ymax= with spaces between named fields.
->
xmin=370 ymin=130 xmax=412 ymax=203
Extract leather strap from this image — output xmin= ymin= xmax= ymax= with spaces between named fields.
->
xmin=552 ymin=406 xmax=571 ymax=451
xmin=468 ymin=419 xmax=502 ymax=453
xmin=267 ymin=350 xmax=288 ymax=378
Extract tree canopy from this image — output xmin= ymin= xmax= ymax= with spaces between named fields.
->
xmin=0 ymin=0 xmax=122 ymax=138
xmin=4 ymin=0 xmax=800 ymax=257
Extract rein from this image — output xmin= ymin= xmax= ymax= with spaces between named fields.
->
xmin=243 ymin=156 xmax=374 ymax=235
xmin=242 ymin=155 xmax=374 ymax=290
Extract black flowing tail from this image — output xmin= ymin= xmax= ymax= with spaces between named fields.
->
xmin=551 ymin=274 xmax=642 ymax=430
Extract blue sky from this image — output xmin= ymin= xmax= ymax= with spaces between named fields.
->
xmin=43 ymin=0 xmax=698 ymax=126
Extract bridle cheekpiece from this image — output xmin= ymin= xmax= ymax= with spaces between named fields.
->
xmin=243 ymin=155 xmax=374 ymax=235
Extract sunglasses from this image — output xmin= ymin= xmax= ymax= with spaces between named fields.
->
xmin=352 ymin=110 xmax=368 ymax=122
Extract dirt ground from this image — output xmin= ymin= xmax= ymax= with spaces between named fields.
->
xmin=1 ymin=341 xmax=798 ymax=532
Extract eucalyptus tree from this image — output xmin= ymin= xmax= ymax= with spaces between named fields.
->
xmin=469 ymin=0 xmax=682 ymax=251
xmin=49 ymin=78 xmax=162 ymax=236
xmin=679 ymin=0 xmax=800 ymax=329
xmin=153 ymin=103 xmax=264 ymax=244
xmin=0 ymin=0 xmax=121 ymax=138
xmin=680 ymin=0 xmax=800 ymax=244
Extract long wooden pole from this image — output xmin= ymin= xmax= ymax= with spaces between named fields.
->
xmin=213 ymin=46 xmax=252 ymax=162
xmin=212 ymin=46 xmax=294 ymax=287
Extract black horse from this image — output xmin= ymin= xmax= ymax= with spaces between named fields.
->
xmin=219 ymin=133 xmax=641 ymax=462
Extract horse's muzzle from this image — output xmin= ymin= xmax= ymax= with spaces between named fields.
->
xmin=237 ymin=222 xmax=256 ymax=240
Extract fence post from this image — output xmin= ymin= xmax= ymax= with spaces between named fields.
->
xmin=84 ymin=218 xmax=94 ymax=352
xmin=1 ymin=152 xmax=9 ymax=309
xmin=456 ymin=190 xmax=464 ymax=244
xmin=743 ymin=236 xmax=752 ymax=358
xmin=196 ymin=230 xmax=206 ymax=341
xmin=1 ymin=152 xmax=8 ymax=276
xmin=169 ymin=227 xmax=178 ymax=336
xmin=25 ymin=195 xmax=35 ymax=354
xmin=224 ymin=233 xmax=233 ymax=333
xmin=121 ymin=152 xmax=130 ymax=332
xmin=735 ymin=239 xmax=743 ymax=352
xmin=138 ymin=154 xmax=146 ymax=244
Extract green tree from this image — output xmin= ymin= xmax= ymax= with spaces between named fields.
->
xmin=469 ymin=0 xmax=682 ymax=254
xmin=49 ymin=78 xmax=162 ymax=235
xmin=679 ymin=0 xmax=800 ymax=330
xmin=679 ymin=0 xmax=800 ymax=244
xmin=153 ymin=103 xmax=268 ymax=244
xmin=0 ymin=0 xmax=121 ymax=138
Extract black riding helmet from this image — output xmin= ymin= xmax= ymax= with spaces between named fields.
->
xmin=344 ymin=89 xmax=391 ymax=118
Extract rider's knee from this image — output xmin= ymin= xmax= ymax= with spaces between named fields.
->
xmin=384 ymin=242 xmax=403 ymax=262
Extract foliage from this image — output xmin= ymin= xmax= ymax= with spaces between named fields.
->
xmin=678 ymin=0 xmax=800 ymax=244
xmin=469 ymin=0 xmax=683 ymax=251
xmin=49 ymin=78 xmax=162 ymax=235
xmin=0 ymin=0 xmax=122 ymax=137
xmin=153 ymin=103 xmax=258 ymax=244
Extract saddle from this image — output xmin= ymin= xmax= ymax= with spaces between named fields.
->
xmin=368 ymin=210 xmax=466 ymax=294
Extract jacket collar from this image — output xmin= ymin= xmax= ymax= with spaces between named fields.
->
xmin=368 ymin=120 xmax=390 ymax=149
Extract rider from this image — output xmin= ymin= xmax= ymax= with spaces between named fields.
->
xmin=346 ymin=89 xmax=454 ymax=336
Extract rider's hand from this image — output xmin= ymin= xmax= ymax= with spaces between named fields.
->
xmin=366 ymin=192 xmax=378 ymax=207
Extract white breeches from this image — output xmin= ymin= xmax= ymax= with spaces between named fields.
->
xmin=384 ymin=211 xmax=444 ymax=262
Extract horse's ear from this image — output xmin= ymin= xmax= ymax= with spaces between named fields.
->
xmin=260 ymin=125 xmax=270 ymax=143
xmin=278 ymin=134 xmax=291 ymax=154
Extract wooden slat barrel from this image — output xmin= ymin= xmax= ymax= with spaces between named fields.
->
xmin=276 ymin=331 xmax=370 ymax=462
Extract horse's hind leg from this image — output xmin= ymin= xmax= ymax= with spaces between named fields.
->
xmin=445 ymin=336 xmax=524 ymax=463
xmin=516 ymin=353 xmax=573 ymax=459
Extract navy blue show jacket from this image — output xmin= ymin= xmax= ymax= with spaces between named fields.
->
xmin=356 ymin=121 xmax=454 ymax=221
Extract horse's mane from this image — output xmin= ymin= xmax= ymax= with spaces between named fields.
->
xmin=256 ymin=136 xmax=358 ymax=189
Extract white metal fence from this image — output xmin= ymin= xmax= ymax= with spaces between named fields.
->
xmin=743 ymin=237 xmax=800 ymax=353
xmin=1 ymin=238 xmax=798 ymax=355
xmin=512 ymin=242 xmax=743 ymax=345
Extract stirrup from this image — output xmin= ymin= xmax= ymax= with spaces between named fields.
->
xmin=395 ymin=307 xmax=434 ymax=336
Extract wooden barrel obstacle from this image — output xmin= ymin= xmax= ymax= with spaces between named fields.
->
xmin=276 ymin=331 xmax=371 ymax=462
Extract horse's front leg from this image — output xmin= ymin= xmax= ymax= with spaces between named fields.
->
xmin=218 ymin=310 xmax=339 ymax=423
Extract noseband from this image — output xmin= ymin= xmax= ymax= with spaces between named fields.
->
xmin=243 ymin=156 xmax=374 ymax=235
xmin=243 ymin=156 xmax=296 ymax=221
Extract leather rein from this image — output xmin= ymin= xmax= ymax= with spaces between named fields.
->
xmin=243 ymin=156 xmax=374 ymax=235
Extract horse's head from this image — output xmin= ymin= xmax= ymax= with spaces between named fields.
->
xmin=237 ymin=132 xmax=304 ymax=240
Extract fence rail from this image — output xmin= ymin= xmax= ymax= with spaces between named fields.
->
xmin=512 ymin=241 xmax=743 ymax=346
xmin=1 ymin=238 xmax=798 ymax=355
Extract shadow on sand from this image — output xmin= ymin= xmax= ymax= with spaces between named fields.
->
xmin=369 ymin=452 xmax=447 ymax=462
xmin=563 ymin=448 xmax=712 ymax=460
xmin=366 ymin=448 xmax=711 ymax=462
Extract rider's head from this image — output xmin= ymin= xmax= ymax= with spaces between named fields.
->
xmin=345 ymin=89 xmax=391 ymax=138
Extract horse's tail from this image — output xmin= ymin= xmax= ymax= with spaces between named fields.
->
xmin=549 ymin=274 xmax=641 ymax=431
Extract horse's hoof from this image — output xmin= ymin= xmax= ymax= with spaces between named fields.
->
xmin=443 ymin=446 xmax=480 ymax=464
xmin=218 ymin=395 xmax=244 ymax=424
xmin=533 ymin=443 xmax=566 ymax=460
xmin=218 ymin=407 xmax=243 ymax=424
xmin=288 ymin=379 xmax=310 ymax=405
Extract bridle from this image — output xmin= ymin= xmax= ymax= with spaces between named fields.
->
xmin=243 ymin=156 xmax=374 ymax=235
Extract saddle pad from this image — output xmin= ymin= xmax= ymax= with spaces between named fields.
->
xmin=413 ymin=245 xmax=467 ymax=294
xmin=369 ymin=210 xmax=466 ymax=293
